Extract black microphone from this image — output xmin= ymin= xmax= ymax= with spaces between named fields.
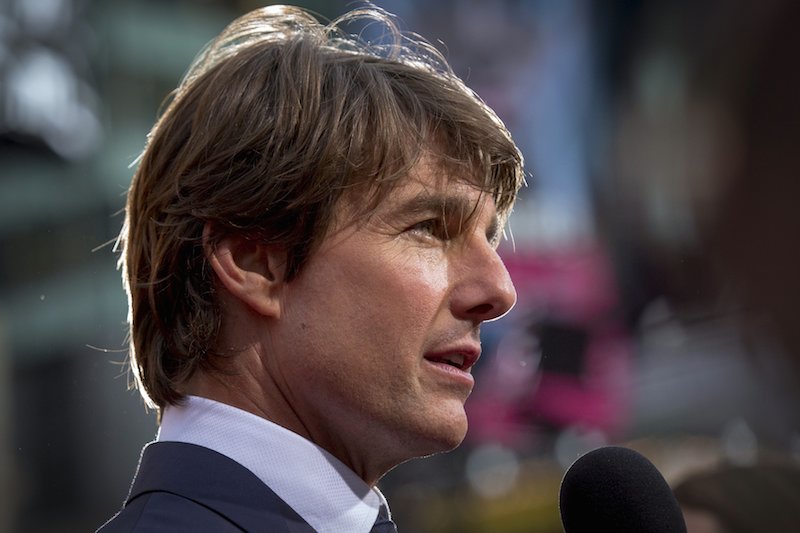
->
xmin=559 ymin=446 xmax=687 ymax=532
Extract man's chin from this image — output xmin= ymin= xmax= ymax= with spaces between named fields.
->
xmin=418 ymin=415 xmax=469 ymax=456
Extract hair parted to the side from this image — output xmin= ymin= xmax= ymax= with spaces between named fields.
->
xmin=118 ymin=4 xmax=524 ymax=414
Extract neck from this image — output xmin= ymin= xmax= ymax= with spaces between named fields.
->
xmin=186 ymin=366 xmax=399 ymax=486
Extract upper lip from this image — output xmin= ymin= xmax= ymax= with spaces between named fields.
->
xmin=423 ymin=344 xmax=481 ymax=372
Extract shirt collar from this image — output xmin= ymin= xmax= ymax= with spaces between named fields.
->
xmin=158 ymin=395 xmax=384 ymax=533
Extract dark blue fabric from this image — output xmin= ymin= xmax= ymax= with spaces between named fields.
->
xmin=370 ymin=503 xmax=398 ymax=533
xmin=97 ymin=441 xmax=315 ymax=533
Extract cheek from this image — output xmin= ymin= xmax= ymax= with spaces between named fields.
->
xmin=286 ymin=246 xmax=452 ymax=360
xmin=336 ymin=243 xmax=450 ymax=303
xmin=357 ymin=250 xmax=451 ymax=329
xmin=377 ymin=246 xmax=451 ymax=292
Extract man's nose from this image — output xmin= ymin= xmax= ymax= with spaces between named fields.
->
xmin=451 ymin=241 xmax=517 ymax=324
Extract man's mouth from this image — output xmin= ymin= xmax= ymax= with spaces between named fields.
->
xmin=426 ymin=353 xmax=467 ymax=369
xmin=423 ymin=346 xmax=480 ymax=372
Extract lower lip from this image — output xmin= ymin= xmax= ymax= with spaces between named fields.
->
xmin=423 ymin=359 xmax=475 ymax=388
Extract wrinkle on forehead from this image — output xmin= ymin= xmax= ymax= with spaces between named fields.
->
xmin=339 ymin=152 xmax=498 ymax=231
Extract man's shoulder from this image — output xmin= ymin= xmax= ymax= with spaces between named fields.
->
xmin=97 ymin=441 xmax=315 ymax=533
xmin=96 ymin=491 xmax=242 ymax=533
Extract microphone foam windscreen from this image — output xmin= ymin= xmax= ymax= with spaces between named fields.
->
xmin=559 ymin=446 xmax=687 ymax=533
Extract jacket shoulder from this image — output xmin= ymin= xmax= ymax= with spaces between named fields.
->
xmin=97 ymin=491 xmax=242 ymax=532
xmin=97 ymin=442 xmax=314 ymax=533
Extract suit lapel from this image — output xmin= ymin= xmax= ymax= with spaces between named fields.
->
xmin=127 ymin=441 xmax=316 ymax=532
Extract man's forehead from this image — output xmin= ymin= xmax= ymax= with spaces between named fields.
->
xmin=394 ymin=155 xmax=493 ymax=203
xmin=391 ymin=180 xmax=492 ymax=213
xmin=324 ymin=159 xmax=506 ymax=249
xmin=378 ymin=165 xmax=497 ymax=213
xmin=335 ymin=153 xmax=503 ymax=231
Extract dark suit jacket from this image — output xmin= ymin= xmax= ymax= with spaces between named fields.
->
xmin=97 ymin=441 xmax=317 ymax=532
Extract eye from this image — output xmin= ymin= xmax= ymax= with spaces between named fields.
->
xmin=487 ymin=227 xmax=504 ymax=249
xmin=408 ymin=218 xmax=450 ymax=240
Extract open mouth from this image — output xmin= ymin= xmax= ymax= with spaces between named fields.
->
xmin=425 ymin=353 xmax=468 ymax=370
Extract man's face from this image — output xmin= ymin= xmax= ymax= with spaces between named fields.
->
xmin=267 ymin=159 xmax=516 ymax=478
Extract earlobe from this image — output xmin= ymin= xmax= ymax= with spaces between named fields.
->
xmin=203 ymin=223 xmax=286 ymax=319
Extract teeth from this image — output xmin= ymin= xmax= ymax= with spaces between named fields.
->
xmin=444 ymin=354 xmax=465 ymax=368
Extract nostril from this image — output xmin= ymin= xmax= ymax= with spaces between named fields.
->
xmin=468 ymin=303 xmax=494 ymax=316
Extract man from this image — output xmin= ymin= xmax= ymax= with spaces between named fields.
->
xmin=99 ymin=4 xmax=523 ymax=532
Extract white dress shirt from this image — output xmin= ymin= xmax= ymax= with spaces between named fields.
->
xmin=157 ymin=395 xmax=386 ymax=533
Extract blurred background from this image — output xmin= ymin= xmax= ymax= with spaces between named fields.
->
xmin=1 ymin=0 xmax=798 ymax=531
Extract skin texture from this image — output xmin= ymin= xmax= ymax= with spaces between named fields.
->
xmin=191 ymin=159 xmax=517 ymax=485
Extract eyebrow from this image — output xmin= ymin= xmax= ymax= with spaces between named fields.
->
xmin=395 ymin=192 xmax=501 ymax=244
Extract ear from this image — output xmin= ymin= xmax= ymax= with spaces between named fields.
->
xmin=203 ymin=223 xmax=287 ymax=319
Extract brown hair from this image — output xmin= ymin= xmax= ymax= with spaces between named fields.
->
xmin=118 ymin=5 xmax=524 ymax=412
